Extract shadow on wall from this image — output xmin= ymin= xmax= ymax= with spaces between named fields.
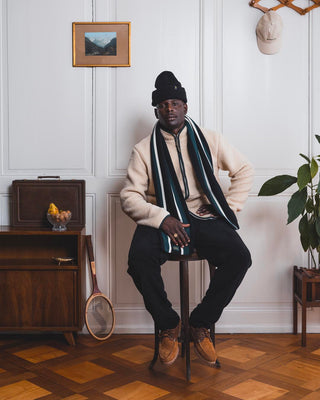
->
xmin=132 ymin=117 xmax=154 ymax=146
xmin=243 ymin=200 xmax=302 ymax=269
xmin=236 ymin=203 xmax=301 ymax=299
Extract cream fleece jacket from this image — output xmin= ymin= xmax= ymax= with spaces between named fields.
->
xmin=120 ymin=125 xmax=254 ymax=229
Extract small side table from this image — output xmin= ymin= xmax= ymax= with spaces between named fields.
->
xmin=293 ymin=265 xmax=320 ymax=346
xmin=0 ymin=226 xmax=86 ymax=345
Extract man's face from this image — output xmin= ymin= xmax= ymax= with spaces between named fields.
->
xmin=155 ymin=99 xmax=188 ymax=134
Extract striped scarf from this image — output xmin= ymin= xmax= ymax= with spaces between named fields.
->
xmin=151 ymin=116 xmax=239 ymax=255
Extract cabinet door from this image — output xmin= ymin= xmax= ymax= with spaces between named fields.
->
xmin=0 ymin=271 xmax=33 ymax=327
xmin=0 ymin=270 xmax=78 ymax=328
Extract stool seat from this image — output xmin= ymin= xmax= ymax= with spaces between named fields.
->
xmin=149 ymin=251 xmax=220 ymax=381
xmin=167 ymin=252 xmax=205 ymax=261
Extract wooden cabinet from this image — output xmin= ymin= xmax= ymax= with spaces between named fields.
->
xmin=0 ymin=226 xmax=86 ymax=345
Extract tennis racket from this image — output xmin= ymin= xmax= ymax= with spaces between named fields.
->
xmin=85 ymin=235 xmax=115 ymax=340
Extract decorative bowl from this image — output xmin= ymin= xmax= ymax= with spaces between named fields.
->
xmin=47 ymin=211 xmax=72 ymax=231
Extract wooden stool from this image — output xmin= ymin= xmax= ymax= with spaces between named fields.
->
xmin=149 ymin=251 xmax=220 ymax=381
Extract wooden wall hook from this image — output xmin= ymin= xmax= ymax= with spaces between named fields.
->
xmin=249 ymin=0 xmax=320 ymax=15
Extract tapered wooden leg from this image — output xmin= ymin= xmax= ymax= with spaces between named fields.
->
xmin=302 ymin=304 xmax=307 ymax=347
xmin=293 ymin=268 xmax=298 ymax=335
xmin=293 ymin=299 xmax=298 ymax=335
xmin=149 ymin=323 xmax=159 ymax=369
xmin=208 ymin=263 xmax=216 ymax=346
xmin=301 ymin=279 xmax=307 ymax=347
xmin=64 ymin=332 xmax=76 ymax=346
xmin=210 ymin=323 xmax=215 ymax=346
xmin=180 ymin=264 xmax=185 ymax=358
xmin=208 ymin=262 xmax=221 ymax=368
xmin=180 ymin=260 xmax=190 ymax=381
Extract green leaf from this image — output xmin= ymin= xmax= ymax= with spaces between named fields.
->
xmin=315 ymin=217 xmax=320 ymax=237
xmin=297 ymin=164 xmax=311 ymax=190
xmin=300 ymin=153 xmax=311 ymax=163
xmin=306 ymin=197 xmax=314 ymax=213
xmin=311 ymin=158 xmax=319 ymax=179
xmin=299 ymin=214 xmax=309 ymax=251
xmin=258 ymin=175 xmax=297 ymax=196
xmin=309 ymin=221 xmax=319 ymax=249
xmin=315 ymin=134 xmax=320 ymax=145
xmin=287 ymin=187 xmax=308 ymax=224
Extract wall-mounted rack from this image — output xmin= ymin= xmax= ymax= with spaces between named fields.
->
xmin=249 ymin=0 xmax=320 ymax=15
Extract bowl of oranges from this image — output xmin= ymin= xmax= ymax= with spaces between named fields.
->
xmin=47 ymin=203 xmax=72 ymax=231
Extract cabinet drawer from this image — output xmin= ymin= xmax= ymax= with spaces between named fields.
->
xmin=0 ymin=270 xmax=79 ymax=328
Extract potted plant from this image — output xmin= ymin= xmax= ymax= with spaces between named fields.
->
xmin=258 ymin=135 xmax=320 ymax=270
xmin=259 ymin=135 xmax=320 ymax=346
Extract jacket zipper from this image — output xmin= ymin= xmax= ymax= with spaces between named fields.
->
xmin=173 ymin=133 xmax=189 ymax=200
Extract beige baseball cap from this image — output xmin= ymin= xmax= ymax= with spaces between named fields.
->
xmin=256 ymin=10 xmax=283 ymax=55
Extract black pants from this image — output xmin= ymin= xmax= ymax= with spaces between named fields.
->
xmin=128 ymin=215 xmax=252 ymax=331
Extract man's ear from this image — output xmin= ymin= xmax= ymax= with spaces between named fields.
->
xmin=154 ymin=108 xmax=159 ymax=119
xmin=184 ymin=103 xmax=188 ymax=115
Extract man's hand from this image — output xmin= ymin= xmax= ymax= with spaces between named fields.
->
xmin=161 ymin=216 xmax=190 ymax=248
xmin=196 ymin=204 xmax=217 ymax=217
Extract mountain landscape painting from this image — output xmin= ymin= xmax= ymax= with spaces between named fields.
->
xmin=85 ymin=32 xmax=117 ymax=56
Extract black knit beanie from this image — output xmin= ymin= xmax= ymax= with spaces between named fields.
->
xmin=151 ymin=71 xmax=187 ymax=106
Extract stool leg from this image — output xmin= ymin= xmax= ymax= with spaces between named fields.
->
xmin=149 ymin=323 xmax=159 ymax=369
xmin=208 ymin=262 xmax=221 ymax=368
xmin=210 ymin=322 xmax=216 ymax=346
xmin=180 ymin=260 xmax=191 ymax=381
xmin=180 ymin=262 xmax=186 ymax=358
xmin=208 ymin=262 xmax=216 ymax=347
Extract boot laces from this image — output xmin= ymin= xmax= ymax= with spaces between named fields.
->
xmin=195 ymin=327 xmax=211 ymax=342
xmin=159 ymin=327 xmax=176 ymax=341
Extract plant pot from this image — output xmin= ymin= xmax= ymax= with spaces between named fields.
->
xmin=294 ymin=266 xmax=320 ymax=301
xmin=293 ymin=265 xmax=320 ymax=346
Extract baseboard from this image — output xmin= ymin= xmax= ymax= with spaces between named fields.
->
xmin=85 ymin=303 xmax=320 ymax=334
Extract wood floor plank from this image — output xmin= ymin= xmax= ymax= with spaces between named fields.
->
xmin=218 ymin=344 xmax=265 ymax=363
xmin=13 ymin=345 xmax=67 ymax=363
xmin=112 ymin=345 xmax=155 ymax=364
xmin=0 ymin=333 xmax=319 ymax=399
xmin=301 ymin=392 xmax=320 ymax=400
xmin=52 ymin=361 xmax=114 ymax=384
xmin=104 ymin=380 xmax=170 ymax=400
xmin=0 ymin=379 xmax=51 ymax=400
xmin=223 ymin=378 xmax=289 ymax=400
xmin=311 ymin=348 xmax=320 ymax=356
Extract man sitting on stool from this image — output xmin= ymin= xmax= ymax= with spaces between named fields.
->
xmin=120 ymin=71 xmax=254 ymax=366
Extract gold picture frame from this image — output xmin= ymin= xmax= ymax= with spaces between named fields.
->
xmin=72 ymin=22 xmax=131 ymax=67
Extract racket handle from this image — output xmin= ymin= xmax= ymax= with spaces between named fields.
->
xmin=86 ymin=235 xmax=94 ymax=263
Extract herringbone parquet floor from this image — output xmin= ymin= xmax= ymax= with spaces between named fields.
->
xmin=1 ymin=332 xmax=320 ymax=399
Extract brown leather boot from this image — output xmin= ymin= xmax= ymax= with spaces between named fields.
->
xmin=190 ymin=326 xmax=217 ymax=366
xmin=158 ymin=321 xmax=180 ymax=366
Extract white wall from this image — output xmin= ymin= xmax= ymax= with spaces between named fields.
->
xmin=1 ymin=0 xmax=320 ymax=334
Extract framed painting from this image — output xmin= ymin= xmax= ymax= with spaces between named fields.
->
xmin=72 ymin=22 xmax=131 ymax=67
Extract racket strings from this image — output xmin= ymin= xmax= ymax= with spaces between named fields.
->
xmin=86 ymin=295 xmax=114 ymax=339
